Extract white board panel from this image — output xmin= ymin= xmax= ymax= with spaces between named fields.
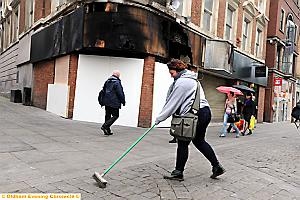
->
xmin=152 ymin=62 xmax=173 ymax=127
xmin=73 ymin=55 xmax=144 ymax=127
xmin=46 ymin=84 xmax=69 ymax=118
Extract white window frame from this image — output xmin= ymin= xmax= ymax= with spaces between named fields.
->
xmin=201 ymin=0 xmax=219 ymax=35
xmin=276 ymin=46 xmax=281 ymax=69
xmin=294 ymin=24 xmax=298 ymax=44
xmin=242 ymin=2 xmax=255 ymax=52
xmin=279 ymin=9 xmax=285 ymax=32
xmin=25 ymin=0 xmax=34 ymax=31
xmin=11 ymin=6 xmax=19 ymax=43
xmin=255 ymin=28 xmax=262 ymax=57
xmin=242 ymin=17 xmax=251 ymax=51
xmin=51 ymin=0 xmax=67 ymax=12
xmin=181 ymin=0 xmax=192 ymax=17
xmin=202 ymin=0 xmax=213 ymax=32
xmin=224 ymin=0 xmax=239 ymax=42
xmin=4 ymin=15 xmax=11 ymax=48
xmin=258 ymin=0 xmax=266 ymax=13
xmin=225 ymin=6 xmax=234 ymax=40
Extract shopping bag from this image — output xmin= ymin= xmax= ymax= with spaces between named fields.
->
xmin=236 ymin=119 xmax=245 ymax=131
xmin=249 ymin=115 xmax=255 ymax=130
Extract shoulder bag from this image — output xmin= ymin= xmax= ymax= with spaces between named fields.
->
xmin=170 ymin=81 xmax=200 ymax=141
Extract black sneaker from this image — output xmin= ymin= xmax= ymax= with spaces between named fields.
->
xmin=247 ymin=130 xmax=252 ymax=135
xmin=169 ymin=138 xmax=177 ymax=143
xmin=163 ymin=170 xmax=184 ymax=181
xmin=210 ymin=165 xmax=225 ymax=179
xmin=101 ymin=126 xmax=113 ymax=135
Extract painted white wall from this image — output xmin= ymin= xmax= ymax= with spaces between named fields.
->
xmin=152 ymin=62 xmax=173 ymax=127
xmin=47 ymin=84 xmax=69 ymax=118
xmin=73 ymin=55 xmax=144 ymax=127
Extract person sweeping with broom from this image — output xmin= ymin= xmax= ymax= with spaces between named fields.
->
xmin=155 ymin=58 xmax=225 ymax=181
xmin=92 ymin=59 xmax=224 ymax=188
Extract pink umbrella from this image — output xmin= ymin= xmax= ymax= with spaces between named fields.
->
xmin=216 ymin=86 xmax=243 ymax=95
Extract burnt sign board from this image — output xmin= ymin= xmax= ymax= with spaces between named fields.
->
xmin=255 ymin=66 xmax=267 ymax=77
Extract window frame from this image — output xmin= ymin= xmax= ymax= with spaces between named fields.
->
xmin=25 ymin=0 xmax=34 ymax=31
xmin=225 ymin=5 xmax=234 ymax=40
xmin=255 ymin=28 xmax=262 ymax=57
xmin=279 ymin=9 xmax=285 ymax=32
xmin=203 ymin=0 xmax=213 ymax=32
xmin=242 ymin=18 xmax=251 ymax=51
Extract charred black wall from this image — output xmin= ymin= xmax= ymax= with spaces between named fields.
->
xmin=31 ymin=7 xmax=84 ymax=63
xmin=31 ymin=3 xmax=204 ymax=66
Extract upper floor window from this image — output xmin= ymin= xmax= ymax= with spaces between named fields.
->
xmin=203 ymin=0 xmax=213 ymax=32
xmin=276 ymin=46 xmax=281 ymax=70
xmin=225 ymin=6 xmax=234 ymax=40
xmin=258 ymin=0 xmax=265 ymax=13
xmin=242 ymin=18 xmax=250 ymax=51
xmin=255 ymin=28 xmax=262 ymax=57
xmin=25 ymin=0 xmax=34 ymax=30
xmin=52 ymin=0 xmax=67 ymax=12
xmin=294 ymin=24 xmax=298 ymax=44
xmin=11 ymin=7 xmax=18 ymax=43
xmin=286 ymin=18 xmax=295 ymax=43
xmin=279 ymin=9 xmax=285 ymax=32
xmin=170 ymin=0 xmax=192 ymax=17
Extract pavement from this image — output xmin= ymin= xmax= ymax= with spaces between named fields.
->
xmin=0 ymin=96 xmax=299 ymax=200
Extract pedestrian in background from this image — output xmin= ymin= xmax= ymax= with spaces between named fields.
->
xmin=155 ymin=58 xmax=225 ymax=181
xmin=242 ymin=92 xmax=255 ymax=135
xmin=101 ymin=70 xmax=125 ymax=135
xmin=220 ymin=92 xmax=240 ymax=138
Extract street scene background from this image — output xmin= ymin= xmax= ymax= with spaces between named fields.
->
xmin=0 ymin=97 xmax=299 ymax=200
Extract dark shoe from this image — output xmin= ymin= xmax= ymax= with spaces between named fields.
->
xmin=101 ymin=126 xmax=113 ymax=135
xmin=107 ymin=128 xmax=113 ymax=135
xmin=163 ymin=170 xmax=184 ymax=181
xmin=241 ymin=131 xmax=245 ymax=136
xmin=247 ymin=130 xmax=252 ymax=135
xmin=210 ymin=165 xmax=225 ymax=179
xmin=169 ymin=138 xmax=177 ymax=143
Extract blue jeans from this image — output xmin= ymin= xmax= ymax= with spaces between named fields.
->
xmin=221 ymin=113 xmax=240 ymax=136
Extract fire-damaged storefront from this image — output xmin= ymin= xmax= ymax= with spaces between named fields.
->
xmin=203 ymin=40 xmax=268 ymax=123
xmin=30 ymin=2 xmax=205 ymax=128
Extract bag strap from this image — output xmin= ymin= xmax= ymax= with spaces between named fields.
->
xmin=190 ymin=81 xmax=201 ymax=114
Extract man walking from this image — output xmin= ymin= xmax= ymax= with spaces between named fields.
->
xmin=101 ymin=70 xmax=125 ymax=135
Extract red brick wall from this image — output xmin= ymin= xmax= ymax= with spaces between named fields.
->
xmin=266 ymin=43 xmax=277 ymax=69
xmin=236 ymin=4 xmax=244 ymax=48
xmin=191 ymin=0 xmax=202 ymax=26
xmin=250 ymin=20 xmax=257 ymax=55
xmin=34 ymin=0 xmax=51 ymax=22
xmin=217 ymin=0 xmax=226 ymax=38
xmin=34 ymin=0 xmax=43 ymax=22
xmin=19 ymin=0 xmax=25 ymax=34
xmin=264 ymin=72 xmax=275 ymax=122
xmin=138 ymin=56 xmax=155 ymax=128
xmin=32 ymin=60 xmax=55 ymax=109
xmin=67 ymin=55 xmax=79 ymax=119
xmin=257 ymin=87 xmax=265 ymax=123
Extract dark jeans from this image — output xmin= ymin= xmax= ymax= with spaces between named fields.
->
xmin=175 ymin=106 xmax=219 ymax=172
xmin=103 ymin=106 xmax=119 ymax=129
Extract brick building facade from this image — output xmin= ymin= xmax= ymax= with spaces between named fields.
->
xmin=265 ymin=0 xmax=300 ymax=122
xmin=0 ymin=0 xmax=278 ymax=127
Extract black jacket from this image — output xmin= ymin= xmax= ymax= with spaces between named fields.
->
xmin=102 ymin=76 xmax=125 ymax=109
xmin=243 ymin=99 xmax=255 ymax=116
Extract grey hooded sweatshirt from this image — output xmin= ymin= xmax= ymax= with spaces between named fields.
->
xmin=155 ymin=69 xmax=209 ymax=125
